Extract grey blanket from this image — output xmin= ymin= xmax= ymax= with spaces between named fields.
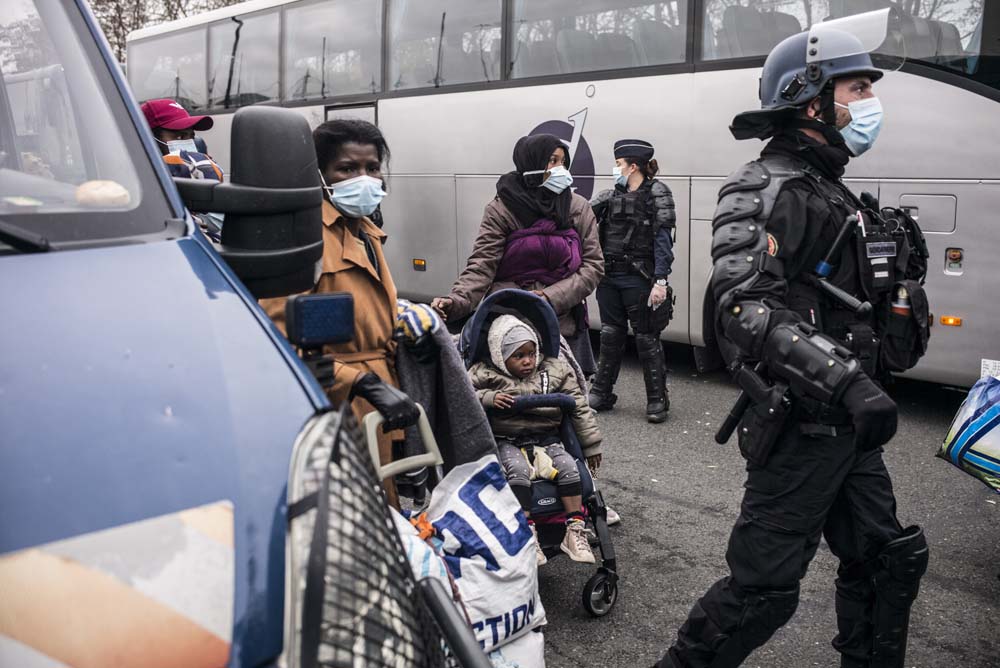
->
xmin=395 ymin=327 xmax=497 ymax=470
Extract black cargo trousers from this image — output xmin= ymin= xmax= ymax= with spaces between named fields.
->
xmin=658 ymin=418 xmax=903 ymax=668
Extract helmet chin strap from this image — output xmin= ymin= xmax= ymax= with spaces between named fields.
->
xmin=790 ymin=83 xmax=846 ymax=147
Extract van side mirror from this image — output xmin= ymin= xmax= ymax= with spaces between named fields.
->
xmin=285 ymin=293 xmax=354 ymax=389
xmin=174 ymin=106 xmax=323 ymax=299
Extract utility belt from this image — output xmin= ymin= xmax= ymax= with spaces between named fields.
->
xmin=604 ymin=254 xmax=652 ymax=278
xmin=795 ymin=394 xmax=851 ymax=427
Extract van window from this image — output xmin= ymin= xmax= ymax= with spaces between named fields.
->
xmin=283 ymin=0 xmax=383 ymax=100
xmin=127 ymin=29 xmax=208 ymax=110
xmin=208 ymin=10 xmax=280 ymax=108
xmin=511 ymin=0 xmax=689 ymax=79
xmin=387 ymin=0 xmax=503 ymax=90
xmin=1 ymin=0 xmax=143 ymax=217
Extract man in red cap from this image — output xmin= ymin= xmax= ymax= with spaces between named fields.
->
xmin=140 ymin=98 xmax=222 ymax=181
xmin=141 ymin=98 xmax=224 ymax=239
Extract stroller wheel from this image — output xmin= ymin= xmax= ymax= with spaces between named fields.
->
xmin=582 ymin=572 xmax=618 ymax=617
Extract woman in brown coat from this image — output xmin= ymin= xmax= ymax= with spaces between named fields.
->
xmin=260 ymin=119 xmax=418 ymax=506
xmin=431 ymin=134 xmax=604 ymax=374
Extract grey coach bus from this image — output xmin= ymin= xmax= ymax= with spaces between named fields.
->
xmin=126 ymin=0 xmax=1000 ymax=387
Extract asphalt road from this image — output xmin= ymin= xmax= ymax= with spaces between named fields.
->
xmin=540 ymin=344 xmax=999 ymax=668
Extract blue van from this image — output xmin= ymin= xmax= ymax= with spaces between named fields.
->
xmin=0 ymin=2 xmax=485 ymax=666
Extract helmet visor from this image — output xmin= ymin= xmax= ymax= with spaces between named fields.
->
xmin=808 ymin=8 xmax=907 ymax=71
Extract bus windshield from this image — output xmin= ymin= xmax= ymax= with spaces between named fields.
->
xmin=0 ymin=0 xmax=156 ymax=227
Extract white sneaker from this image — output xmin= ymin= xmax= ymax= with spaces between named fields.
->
xmin=606 ymin=506 xmax=621 ymax=526
xmin=560 ymin=520 xmax=596 ymax=564
xmin=530 ymin=523 xmax=547 ymax=567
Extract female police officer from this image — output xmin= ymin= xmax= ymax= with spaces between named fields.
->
xmin=588 ymin=140 xmax=675 ymax=422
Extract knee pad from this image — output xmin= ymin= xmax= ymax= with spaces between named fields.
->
xmin=600 ymin=324 xmax=627 ymax=341
xmin=634 ymin=333 xmax=663 ymax=359
xmin=736 ymin=585 xmax=800 ymax=648
xmin=874 ymin=525 xmax=929 ymax=607
xmin=694 ymin=583 xmax=800 ymax=667
xmin=869 ymin=526 xmax=928 ymax=668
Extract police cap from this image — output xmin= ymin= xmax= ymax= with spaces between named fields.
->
xmin=613 ymin=139 xmax=654 ymax=161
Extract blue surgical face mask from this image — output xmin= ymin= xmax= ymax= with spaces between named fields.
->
xmin=612 ymin=165 xmax=624 ymax=187
xmin=835 ymin=97 xmax=883 ymax=156
xmin=321 ymin=173 xmax=386 ymax=218
xmin=159 ymin=138 xmax=198 ymax=154
xmin=541 ymin=165 xmax=573 ymax=194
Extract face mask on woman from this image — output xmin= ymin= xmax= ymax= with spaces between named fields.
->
xmin=835 ymin=97 xmax=883 ymax=156
xmin=612 ymin=165 xmax=631 ymax=188
xmin=321 ymin=173 xmax=386 ymax=218
xmin=540 ymin=165 xmax=573 ymax=194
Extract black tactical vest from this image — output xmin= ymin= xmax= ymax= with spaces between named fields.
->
xmin=601 ymin=182 xmax=656 ymax=261
xmin=714 ymin=153 xmax=903 ymax=375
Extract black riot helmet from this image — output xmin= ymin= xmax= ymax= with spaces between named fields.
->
xmin=731 ymin=8 xmax=898 ymax=140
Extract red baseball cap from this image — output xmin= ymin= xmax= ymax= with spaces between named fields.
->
xmin=140 ymin=99 xmax=214 ymax=131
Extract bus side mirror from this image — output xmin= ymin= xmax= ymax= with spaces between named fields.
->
xmin=174 ymin=106 xmax=323 ymax=299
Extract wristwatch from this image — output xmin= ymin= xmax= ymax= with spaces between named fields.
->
xmin=654 ymin=278 xmax=667 ymax=286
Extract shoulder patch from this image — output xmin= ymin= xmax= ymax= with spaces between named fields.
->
xmin=767 ymin=233 xmax=779 ymax=256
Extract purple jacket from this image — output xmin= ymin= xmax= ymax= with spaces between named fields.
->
xmin=494 ymin=218 xmax=589 ymax=332
xmin=446 ymin=195 xmax=604 ymax=338
xmin=494 ymin=218 xmax=582 ymax=287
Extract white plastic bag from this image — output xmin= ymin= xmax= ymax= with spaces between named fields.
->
xmin=488 ymin=628 xmax=546 ymax=668
xmin=425 ymin=455 xmax=547 ymax=652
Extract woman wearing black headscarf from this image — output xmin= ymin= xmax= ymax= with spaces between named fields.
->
xmin=431 ymin=134 xmax=604 ymax=375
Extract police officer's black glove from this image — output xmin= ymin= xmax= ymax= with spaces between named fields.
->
xmin=350 ymin=372 xmax=420 ymax=432
xmin=840 ymin=375 xmax=897 ymax=450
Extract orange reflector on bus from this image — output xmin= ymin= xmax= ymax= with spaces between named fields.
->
xmin=940 ymin=315 xmax=962 ymax=327
xmin=413 ymin=258 xmax=427 ymax=272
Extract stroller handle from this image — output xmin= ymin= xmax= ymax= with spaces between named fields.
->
xmin=363 ymin=404 xmax=443 ymax=481
xmin=501 ymin=393 xmax=576 ymax=414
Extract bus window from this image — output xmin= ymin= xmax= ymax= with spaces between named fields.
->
xmin=701 ymin=1 xmax=802 ymax=60
xmin=283 ymin=0 xmax=383 ymax=100
xmin=511 ymin=0 xmax=689 ymax=79
xmin=127 ymin=28 xmax=207 ymax=110
xmin=387 ymin=0 xmax=502 ymax=90
xmin=702 ymin=0 xmax=993 ymax=95
xmin=208 ymin=10 xmax=279 ymax=108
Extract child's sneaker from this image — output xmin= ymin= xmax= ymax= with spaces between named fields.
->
xmin=530 ymin=523 xmax=547 ymax=567
xmin=561 ymin=520 xmax=596 ymax=563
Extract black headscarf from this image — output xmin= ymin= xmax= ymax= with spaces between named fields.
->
xmin=496 ymin=134 xmax=573 ymax=229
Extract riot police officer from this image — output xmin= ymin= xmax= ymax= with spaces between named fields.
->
xmin=658 ymin=11 xmax=930 ymax=668
xmin=589 ymin=139 xmax=675 ymax=423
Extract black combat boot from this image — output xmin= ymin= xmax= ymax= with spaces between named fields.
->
xmin=588 ymin=325 xmax=627 ymax=411
xmin=635 ymin=333 xmax=669 ymax=422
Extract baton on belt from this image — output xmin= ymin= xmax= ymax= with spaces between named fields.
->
xmin=809 ymin=214 xmax=872 ymax=318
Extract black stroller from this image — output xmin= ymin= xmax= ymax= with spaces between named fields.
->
xmin=459 ymin=289 xmax=620 ymax=617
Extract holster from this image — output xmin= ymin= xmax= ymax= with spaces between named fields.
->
xmin=737 ymin=396 xmax=789 ymax=468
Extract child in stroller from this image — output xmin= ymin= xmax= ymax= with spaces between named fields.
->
xmin=460 ymin=289 xmax=620 ymax=616
xmin=469 ymin=312 xmax=602 ymax=566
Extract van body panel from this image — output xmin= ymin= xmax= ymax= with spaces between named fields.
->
xmin=0 ymin=236 xmax=316 ymax=664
